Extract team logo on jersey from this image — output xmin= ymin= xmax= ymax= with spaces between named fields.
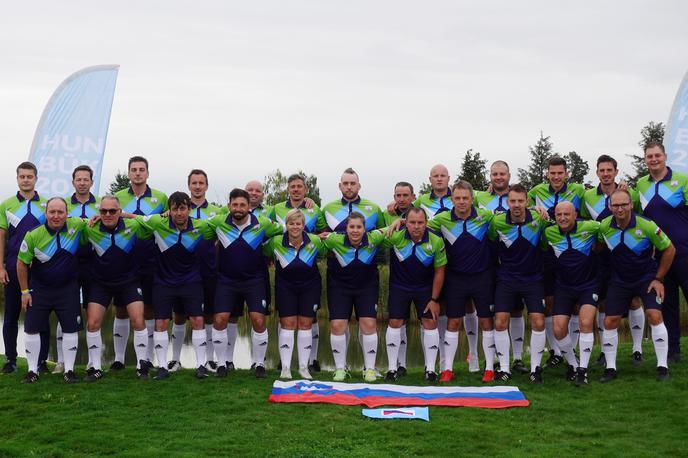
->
xmin=307 ymin=208 xmax=314 ymax=213
xmin=592 ymin=294 xmax=599 ymax=302
xmin=635 ymin=229 xmax=643 ymax=237
xmin=95 ymin=204 xmax=101 ymax=209
xmin=193 ymin=229 xmax=199 ymax=234
xmin=308 ymin=243 xmax=314 ymax=250
xmin=365 ymin=206 xmax=372 ymax=211
xmin=68 ymin=228 xmax=76 ymax=235
xmin=20 ymin=240 xmax=28 ymax=252
xmin=425 ymin=243 xmax=432 ymax=251
xmin=40 ymin=203 xmax=47 ymax=207
xmin=151 ymin=198 xmax=158 ymax=203
xmin=532 ymin=221 xmax=538 ymax=228
xmin=125 ymin=229 xmax=131 ymax=234
xmin=581 ymin=232 xmax=588 ymax=236
xmin=672 ymin=180 xmax=678 ymax=186
xmin=210 ymin=212 xmax=217 ymax=217
xmin=476 ymin=216 xmax=482 ymax=222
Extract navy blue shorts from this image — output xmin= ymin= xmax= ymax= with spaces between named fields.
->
xmin=327 ymin=285 xmax=378 ymax=320
xmin=597 ymin=269 xmax=611 ymax=302
xmin=606 ymin=280 xmax=662 ymax=317
xmin=78 ymin=265 xmax=91 ymax=309
xmin=153 ymin=282 xmax=204 ymax=319
xmin=202 ymin=276 xmax=217 ymax=315
xmin=88 ymin=280 xmax=143 ymax=308
xmin=276 ymin=281 xmax=321 ymax=318
xmin=444 ymin=270 xmax=494 ymax=318
xmin=494 ymin=279 xmax=545 ymax=314
xmin=553 ymin=286 xmax=598 ymax=316
xmin=214 ymin=278 xmax=270 ymax=317
xmin=140 ymin=273 xmax=154 ymax=306
xmin=388 ymin=287 xmax=433 ymax=320
xmin=544 ymin=270 xmax=556 ymax=297
xmin=25 ymin=281 xmax=83 ymax=334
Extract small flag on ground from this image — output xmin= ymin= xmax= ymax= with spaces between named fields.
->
xmin=269 ymin=380 xmax=529 ymax=409
xmin=363 ymin=407 xmax=429 ymax=421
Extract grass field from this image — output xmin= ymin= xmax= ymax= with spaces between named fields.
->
xmin=0 ymin=338 xmax=686 ymax=457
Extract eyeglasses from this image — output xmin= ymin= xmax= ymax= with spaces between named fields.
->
xmin=610 ymin=202 xmax=631 ymax=209
xmin=99 ymin=208 xmax=120 ymax=215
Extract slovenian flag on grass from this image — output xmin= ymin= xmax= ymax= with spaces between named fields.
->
xmin=269 ymin=381 xmax=529 ymax=409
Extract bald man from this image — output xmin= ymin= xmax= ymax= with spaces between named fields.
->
xmin=543 ymin=201 xmax=602 ymax=385
xmin=246 ymin=180 xmax=272 ymax=219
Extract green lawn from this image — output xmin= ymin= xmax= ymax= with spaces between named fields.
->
xmin=0 ymin=339 xmax=686 ymax=457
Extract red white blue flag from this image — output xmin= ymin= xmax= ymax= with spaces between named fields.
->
xmin=362 ymin=407 xmax=430 ymax=421
xmin=269 ymin=381 xmax=529 ymax=409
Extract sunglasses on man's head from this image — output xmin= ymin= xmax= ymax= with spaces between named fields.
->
xmin=99 ymin=208 xmax=119 ymax=215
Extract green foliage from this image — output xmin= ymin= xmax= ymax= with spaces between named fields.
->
xmin=626 ymin=121 xmax=665 ymax=186
xmin=107 ymin=170 xmax=130 ymax=194
xmin=518 ymin=132 xmax=554 ymax=189
xmin=458 ymin=149 xmax=489 ymax=190
xmin=563 ymin=151 xmax=590 ymax=184
xmin=263 ymin=169 xmax=321 ymax=206
xmin=418 ymin=182 xmax=432 ymax=195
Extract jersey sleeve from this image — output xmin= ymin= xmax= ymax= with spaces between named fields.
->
xmin=199 ymin=220 xmax=215 ymax=240
xmin=433 ymin=236 xmax=448 ymax=268
xmin=427 ymin=216 xmax=441 ymax=232
xmin=0 ymin=200 xmax=7 ymax=231
xmin=579 ymin=193 xmax=591 ymax=219
xmin=135 ymin=214 xmax=162 ymax=232
xmin=17 ymin=231 xmax=35 ymax=265
xmin=644 ymin=219 xmax=672 ymax=251
xmin=262 ymin=236 xmax=276 ymax=257
xmin=368 ymin=229 xmax=386 ymax=247
xmin=527 ymin=188 xmax=536 ymax=207
xmin=314 ymin=206 xmax=327 ymax=232
xmin=261 ymin=217 xmax=285 ymax=237
xmin=629 ymin=188 xmax=642 ymax=213
xmin=161 ymin=193 xmax=169 ymax=212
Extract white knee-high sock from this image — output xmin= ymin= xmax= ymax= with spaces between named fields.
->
xmin=86 ymin=330 xmax=102 ymax=370
xmin=597 ymin=312 xmax=606 ymax=334
xmin=171 ymin=324 xmax=186 ymax=362
xmin=602 ymin=329 xmax=618 ymax=370
xmin=192 ymin=329 xmax=207 ymax=367
xmin=309 ymin=322 xmax=319 ymax=364
xmin=212 ymin=328 xmax=228 ymax=368
xmin=509 ymin=317 xmax=525 ymax=360
xmin=568 ymin=315 xmax=580 ymax=349
xmin=279 ymin=329 xmax=295 ymax=371
xmin=423 ymin=328 xmax=440 ymax=372
xmin=205 ymin=324 xmax=215 ymax=362
xmin=579 ymin=332 xmax=594 ymax=369
xmin=153 ymin=331 xmax=169 ymax=368
xmin=386 ymin=327 xmax=401 ymax=372
xmin=145 ymin=319 xmax=155 ymax=362
xmin=556 ymin=335 xmax=578 ymax=369
xmin=494 ymin=329 xmax=511 ymax=373
xmin=251 ymin=329 xmax=268 ymax=366
xmin=437 ymin=316 xmax=447 ymax=368
xmin=398 ymin=324 xmax=408 ymax=368
xmin=297 ymin=329 xmax=311 ymax=370
xmin=361 ymin=332 xmax=378 ymax=370
xmin=464 ymin=311 xmax=479 ymax=359
xmin=442 ymin=330 xmax=459 ymax=372
xmin=133 ymin=329 xmax=148 ymax=368
xmin=226 ymin=323 xmax=238 ymax=364
xmin=545 ymin=317 xmax=560 ymax=355
xmin=25 ymin=333 xmax=41 ymax=373
xmin=56 ymin=322 xmax=64 ymax=364
xmin=482 ymin=330 xmax=495 ymax=371
xmin=330 ymin=333 xmax=347 ymax=370
xmin=651 ymin=323 xmax=668 ymax=368
xmin=629 ymin=308 xmax=645 ymax=353
xmin=62 ymin=332 xmax=79 ymax=372
xmin=530 ymin=330 xmax=547 ymax=372
xmin=113 ymin=318 xmax=130 ymax=364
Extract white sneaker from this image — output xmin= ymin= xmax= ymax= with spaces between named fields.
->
xmin=280 ymin=367 xmax=292 ymax=379
xmin=52 ymin=362 xmax=65 ymax=374
xmin=298 ymin=367 xmax=313 ymax=380
xmin=167 ymin=360 xmax=182 ymax=372
xmin=469 ymin=354 xmax=480 ymax=373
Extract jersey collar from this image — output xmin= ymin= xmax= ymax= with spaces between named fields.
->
xmin=100 ymin=218 xmax=126 ymax=234
xmin=404 ymin=228 xmax=430 ymax=244
xmin=191 ymin=200 xmax=208 ymax=209
xmin=340 ymin=196 xmax=362 ymax=205
xmin=548 ymin=182 xmax=568 ymax=195
xmin=70 ymin=193 xmax=96 ymax=205
xmin=285 ymin=200 xmax=307 ymax=209
xmin=430 ymin=188 xmax=452 ymax=200
xmin=505 ymin=209 xmax=533 ymax=225
xmin=16 ymin=191 xmax=40 ymax=202
xmin=44 ymin=222 xmax=68 ymax=235
xmin=344 ymin=232 xmax=369 ymax=247
xmin=168 ymin=216 xmax=194 ymax=232
xmin=610 ymin=212 xmax=637 ymax=230
xmin=648 ymin=167 xmax=673 ymax=183
xmin=128 ymin=185 xmax=152 ymax=198
xmin=558 ymin=220 xmax=578 ymax=235
xmin=451 ymin=206 xmax=477 ymax=221
xmin=281 ymin=231 xmax=310 ymax=248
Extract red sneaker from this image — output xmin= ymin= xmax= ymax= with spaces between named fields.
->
xmin=439 ymin=370 xmax=454 ymax=383
xmin=482 ymin=370 xmax=495 ymax=383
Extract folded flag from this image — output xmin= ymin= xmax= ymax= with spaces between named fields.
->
xmin=362 ymin=407 xmax=429 ymax=421
xmin=269 ymin=380 xmax=529 ymax=409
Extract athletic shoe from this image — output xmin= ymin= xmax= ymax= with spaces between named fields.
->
xmin=656 ymin=366 xmax=670 ymax=382
xmin=52 ymin=362 xmax=65 ymax=374
xmin=205 ymin=361 xmax=218 ymax=373
xmin=21 ymin=371 xmax=39 ymax=384
xmin=280 ymin=367 xmax=292 ymax=380
xmin=37 ymin=361 xmax=49 ymax=375
xmin=631 ymin=351 xmax=644 ymax=366
xmin=333 ymin=369 xmax=349 ymax=382
xmin=84 ymin=369 xmax=105 ymax=383
xmin=494 ymin=371 xmax=512 ymax=382
xmin=482 ymin=370 xmax=495 ymax=383
xmin=363 ymin=368 xmax=377 ymax=382
xmin=599 ymin=368 xmax=617 ymax=383
xmin=667 ymin=353 xmax=681 ymax=364
xmin=439 ymin=370 xmax=454 ymax=383
xmin=136 ymin=362 xmax=150 ymax=380
xmin=574 ymin=367 xmax=588 ymax=386
xmin=196 ymin=365 xmax=209 ymax=379
xmin=396 ymin=366 xmax=407 ymax=377
xmin=298 ymin=367 xmax=313 ymax=380
xmin=384 ymin=370 xmax=398 ymax=382
xmin=216 ymin=365 xmax=228 ymax=378
xmin=529 ymin=366 xmax=543 ymax=384
xmin=167 ymin=360 xmax=182 ymax=372
xmin=512 ymin=359 xmax=529 ymax=374
xmin=154 ymin=368 xmax=170 ymax=380
xmin=543 ymin=351 xmax=564 ymax=369
xmin=63 ymin=370 xmax=79 ymax=384
xmin=594 ymin=353 xmax=606 ymax=367
xmin=424 ymin=371 xmax=439 ymax=383
xmin=255 ymin=365 xmax=267 ymax=379
xmin=2 ymin=361 xmax=17 ymax=374
xmin=309 ymin=360 xmax=321 ymax=373
xmin=468 ymin=355 xmax=480 ymax=373
xmin=565 ymin=365 xmax=576 ymax=382
xmin=109 ymin=361 xmax=125 ymax=371
xmin=225 ymin=361 xmax=236 ymax=372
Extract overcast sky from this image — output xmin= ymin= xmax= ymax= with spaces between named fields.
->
xmin=1 ymin=1 xmax=687 ymax=205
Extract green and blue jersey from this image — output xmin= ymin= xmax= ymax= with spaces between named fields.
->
xmin=190 ymin=200 xmax=222 ymax=278
xmin=543 ymin=220 xmax=600 ymax=289
xmin=0 ymin=192 xmax=47 ymax=269
xmin=68 ymin=193 xmax=102 ymax=263
xmin=382 ymin=207 xmax=411 ymax=226
xmin=251 ymin=204 xmax=273 ymax=219
xmin=474 ymin=191 xmax=509 ymax=214
xmin=322 ymin=196 xmax=384 ymax=233
xmin=271 ymin=200 xmax=327 ymax=233
xmin=414 ymin=188 xmax=453 ymax=217
xmin=323 ymin=230 xmax=385 ymax=289
xmin=265 ymin=232 xmax=323 ymax=288
xmin=580 ymin=185 xmax=640 ymax=222
xmin=528 ymin=182 xmax=585 ymax=219
xmin=384 ymin=228 xmax=447 ymax=292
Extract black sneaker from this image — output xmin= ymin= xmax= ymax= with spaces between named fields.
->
xmin=2 ymin=361 xmax=17 ymax=374
xmin=216 ymin=365 xmax=228 ymax=378
xmin=37 ymin=361 xmax=50 ymax=375
xmin=631 ymin=351 xmax=644 ymax=366
xmin=63 ymin=370 xmax=79 ymax=384
xmin=154 ymin=368 xmax=170 ymax=380
xmin=384 ymin=370 xmax=398 ymax=382
xmin=425 ymin=371 xmax=439 ymax=382
xmin=255 ymin=365 xmax=267 ymax=379
xmin=594 ymin=353 xmax=606 ymax=367
xmin=136 ymin=362 xmax=150 ymax=380
xmin=109 ymin=361 xmax=125 ymax=371
xmin=667 ymin=353 xmax=681 ymax=364
xmin=565 ymin=365 xmax=576 ymax=382
xmin=84 ymin=369 xmax=105 ymax=382
xmin=599 ymin=368 xmax=617 ymax=383
xmin=205 ymin=360 xmax=218 ymax=372
xmin=529 ymin=366 xmax=543 ymax=384
xmin=512 ymin=359 xmax=529 ymax=374
xmin=309 ymin=360 xmax=321 ymax=373
xmin=21 ymin=371 xmax=39 ymax=384
xmin=396 ymin=366 xmax=407 ymax=377
xmin=656 ymin=366 xmax=670 ymax=382
xmin=494 ymin=371 xmax=512 ymax=382
xmin=543 ymin=351 xmax=564 ymax=369
xmin=196 ymin=365 xmax=209 ymax=379
xmin=575 ymin=367 xmax=588 ymax=386
xmin=226 ymin=361 xmax=235 ymax=372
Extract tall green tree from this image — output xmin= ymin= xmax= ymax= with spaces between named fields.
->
xmin=625 ymin=121 xmax=665 ymax=186
xmin=263 ymin=169 xmax=321 ymax=206
xmin=418 ymin=182 xmax=432 ymax=195
xmin=563 ymin=151 xmax=590 ymax=184
xmin=108 ymin=170 xmax=130 ymax=194
xmin=458 ymin=149 xmax=489 ymax=191
xmin=518 ymin=131 xmax=554 ymax=189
